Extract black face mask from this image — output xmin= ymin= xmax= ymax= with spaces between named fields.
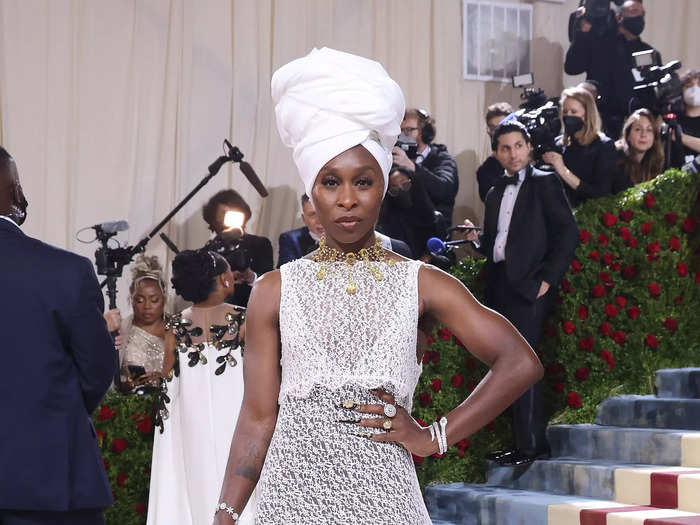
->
xmin=563 ymin=116 xmax=584 ymax=136
xmin=622 ymin=15 xmax=645 ymax=36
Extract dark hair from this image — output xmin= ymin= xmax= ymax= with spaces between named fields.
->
xmin=491 ymin=120 xmax=531 ymax=151
xmin=0 ymin=146 xmax=12 ymax=174
xmin=615 ymin=108 xmax=665 ymax=185
xmin=485 ymin=102 xmax=513 ymax=122
xmin=171 ymin=250 xmax=228 ymax=303
xmin=404 ymin=108 xmax=436 ymax=144
xmin=202 ymin=189 xmax=252 ymax=231
xmin=680 ymin=69 xmax=700 ymax=88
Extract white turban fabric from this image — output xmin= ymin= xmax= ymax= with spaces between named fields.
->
xmin=271 ymin=47 xmax=405 ymax=198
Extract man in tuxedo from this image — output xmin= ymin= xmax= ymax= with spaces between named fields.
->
xmin=202 ymin=189 xmax=274 ymax=307
xmin=280 ymin=194 xmax=412 ymax=266
xmin=0 ymin=147 xmax=117 ymax=524
xmin=464 ymin=121 xmax=578 ymax=465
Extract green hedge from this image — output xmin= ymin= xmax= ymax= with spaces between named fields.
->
xmin=92 ymin=169 xmax=700 ymax=519
xmin=412 ymin=168 xmax=700 ymax=487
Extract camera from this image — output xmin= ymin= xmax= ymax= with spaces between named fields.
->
xmin=204 ymin=230 xmax=251 ymax=273
xmin=632 ymin=55 xmax=684 ymax=115
xmin=395 ymin=134 xmax=418 ymax=160
xmin=568 ymin=0 xmax=625 ymax=41
xmin=511 ymin=74 xmax=562 ymax=166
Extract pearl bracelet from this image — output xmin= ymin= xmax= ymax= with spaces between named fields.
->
xmin=215 ymin=501 xmax=239 ymax=521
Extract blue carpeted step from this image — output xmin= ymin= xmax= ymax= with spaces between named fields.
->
xmin=425 ymin=483 xmax=614 ymax=525
xmin=595 ymin=395 xmax=700 ymax=429
xmin=485 ymin=458 xmax=666 ymax=500
xmin=656 ymin=368 xmax=700 ymax=399
xmin=547 ymin=424 xmax=700 ymax=465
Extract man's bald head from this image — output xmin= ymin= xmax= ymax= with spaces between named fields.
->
xmin=0 ymin=146 xmax=28 ymax=225
xmin=621 ymin=0 xmax=644 ymax=16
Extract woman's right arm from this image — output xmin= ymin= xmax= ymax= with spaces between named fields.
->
xmin=214 ymin=271 xmax=282 ymax=524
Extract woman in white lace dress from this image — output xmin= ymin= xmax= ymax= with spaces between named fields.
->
xmin=213 ymin=48 xmax=543 ymax=525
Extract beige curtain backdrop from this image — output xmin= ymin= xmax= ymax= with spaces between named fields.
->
xmin=1 ymin=0 xmax=698 ymax=312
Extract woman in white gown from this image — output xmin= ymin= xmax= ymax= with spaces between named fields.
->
xmin=213 ymin=48 xmax=544 ymax=525
xmin=147 ymin=250 xmax=253 ymax=525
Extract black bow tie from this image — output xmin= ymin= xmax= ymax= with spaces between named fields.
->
xmin=497 ymin=174 xmax=519 ymax=188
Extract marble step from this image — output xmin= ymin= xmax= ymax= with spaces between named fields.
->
xmin=486 ymin=459 xmax=700 ymax=513
xmin=656 ymin=368 xmax=700 ymax=399
xmin=595 ymin=396 xmax=700 ymax=430
xmin=424 ymin=483 xmax=700 ymax=525
xmin=548 ymin=424 xmax=700 ymax=467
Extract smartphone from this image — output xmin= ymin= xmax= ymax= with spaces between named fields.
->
xmin=127 ymin=365 xmax=147 ymax=378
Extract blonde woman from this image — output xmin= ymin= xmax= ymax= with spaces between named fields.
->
xmin=543 ymin=86 xmax=617 ymax=207
xmin=613 ymin=108 xmax=666 ymax=191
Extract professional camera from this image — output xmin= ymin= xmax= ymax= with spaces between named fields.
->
xmin=568 ymin=0 xmax=625 ymax=41
xmin=394 ymin=134 xmax=418 ymax=160
xmin=632 ymin=54 xmax=684 ymax=115
xmin=204 ymin=229 xmax=252 ymax=273
xmin=512 ymin=74 xmax=562 ymax=165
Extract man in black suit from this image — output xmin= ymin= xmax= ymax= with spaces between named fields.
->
xmin=280 ymin=194 xmax=412 ymax=266
xmin=202 ymin=189 xmax=274 ymax=307
xmin=0 ymin=147 xmax=116 ymax=524
xmin=464 ymin=121 xmax=578 ymax=465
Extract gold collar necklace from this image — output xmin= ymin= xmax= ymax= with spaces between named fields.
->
xmin=312 ymin=237 xmax=395 ymax=294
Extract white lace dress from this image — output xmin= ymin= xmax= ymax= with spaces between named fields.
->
xmin=254 ymin=258 xmax=431 ymax=524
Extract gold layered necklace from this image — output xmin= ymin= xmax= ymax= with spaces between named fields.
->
xmin=312 ymin=236 xmax=395 ymax=294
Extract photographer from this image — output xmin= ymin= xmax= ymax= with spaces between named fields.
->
xmin=391 ymin=108 xmax=459 ymax=232
xmin=476 ymin=102 xmax=512 ymax=202
xmin=613 ymin=108 xmax=666 ymax=191
xmin=565 ymin=0 xmax=661 ymax=138
xmin=202 ymin=189 xmax=273 ymax=307
xmin=543 ymin=86 xmax=617 ymax=207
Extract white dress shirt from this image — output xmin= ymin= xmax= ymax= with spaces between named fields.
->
xmin=493 ymin=168 xmax=526 ymax=263
xmin=0 ymin=214 xmax=18 ymax=228
xmin=415 ymin=145 xmax=431 ymax=165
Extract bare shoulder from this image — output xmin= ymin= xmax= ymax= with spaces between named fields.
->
xmin=248 ymin=270 xmax=282 ymax=318
xmin=417 ymin=262 xmax=475 ymax=314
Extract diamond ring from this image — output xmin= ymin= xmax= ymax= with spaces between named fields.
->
xmin=383 ymin=419 xmax=393 ymax=430
xmin=383 ymin=404 xmax=397 ymax=418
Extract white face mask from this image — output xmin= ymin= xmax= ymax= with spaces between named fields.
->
xmin=684 ymin=85 xmax=700 ymax=108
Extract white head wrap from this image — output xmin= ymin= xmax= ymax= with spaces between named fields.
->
xmin=271 ymin=47 xmax=405 ymax=198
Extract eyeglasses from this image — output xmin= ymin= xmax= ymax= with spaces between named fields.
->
xmin=401 ymin=126 xmax=419 ymax=135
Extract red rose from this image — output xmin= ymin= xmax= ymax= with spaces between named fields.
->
xmin=600 ymin=322 xmax=613 ymax=337
xmin=588 ymin=251 xmax=601 ymax=261
xmin=648 ymin=283 xmax=661 ymax=297
xmin=566 ymin=391 xmax=583 ymax=408
xmin=600 ymin=349 xmax=615 ymax=370
xmin=598 ymin=272 xmax=612 ymax=283
xmin=578 ymin=337 xmax=595 ymax=352
xmin=674 ymin=296 xmax=684 ymax=305
xmin=97 ymin=405 xmax=116 ymax=421
xmin=415 ymin=418 xmax=427 ymax=427
xmin=622 ymin=265 xmax=637 ymax=279
xmin=641 ymin=221 xmax=653 ymax=235
xmin=615 ymin=296 xmax=627 ymax=308
xmin=465 ymin=357 xmax=477 ymax=369
xmin=552 ymin=382 xmax=565 ymax=393
xmin=412 ymin=454 xmax=424 ymax=465
xmin=136 ymin=415 xmax=153 ymax=435
xmin=561 ymin=278 xmax=574 ymax=294
xmin=430 ymin=351 xmax=440 ymax=364
xmin=627 ymin=305 xmax=641 ymax=320
xmin=669 ymin=236 xmax=681 ymax=251
xmin=422 ymin=352 xmax=432 ymax=364
xmin=575 ymin=367 xmax=590 ymax=381
xmin=418 ymin=392 xmax=432 ymax=407
xmin=96 ymin=429 xmax=106 ymax=442
xmin=430 ymin=379 xmax=442 ymax=392
xmin=117 ymin=473 xmax=128 ymax=487
xmin=426 ymin=335 xmax=435 ymax=346
xmin=578 ymin=305 xmax=589 ymax=320
xmin=454 ymin=338 xmax=466 ymax=348
xmin=643 ymin=193 xmax=655 ymax=208
xmin=611 ymin=262 xmax=621 ymax=271
xmin=663 ymin=317 xmax=678 ymax=332
xmin=102 ymin=457 xmax=109 ymax=470
xmin=602 ymin=253 xmax=615 ymax=266
xmin=613 ymin=330 xmax=627 ymax=345
xmin=602 ymin=213 xmax=618 ymax=227
xmin=677 ymin=263 xmax=689 ymax=277
xmin=571 ymin=259 xmax=582 ymax=274
xmin=111 ymin=438 xmax=127 ymax=454
xmin=457 ymin=450 xmax=466 ymax=457
xmin=467 ymin=380 xmax=477 ymax=392
xmin=696 ymin=272 xmax=700 ymax=283
xmin=546 ymin=363 xmax=565 ymax=377
xmin=645 ymin=333 xmax=659 ymax=348
xmin=682 ymin=217 xmax=698 ymax=233
xmin=438 ymin=328 xmax=452 ymax=341
xmin=598 ymin=234 xmax=610 ymax=247
xmin=617 ymin=226 xmax=631 ymax=239
xmin=619 ymin=209 xmax=634 ymax=222
xmin=626 ymin=236 xmax=639 ymax=248
xmin=457 ymin=439 xmax=471 ymax=451
xmin=604 ymin=304 xmax=619 ymax=318
xmin=646 ymin=241 xmax=661 ymax=255
xmin=562 ymin=321 xmax=576 ymax=335
xmin=450 ymin=374 xmax=464 ymax=388
xmin=665 ymin=212 xmax=678 ymax=225
xmin=579 ymin=230 xmax=592 ymax=243
xmin=136 ymin=503 xmax=147 ymax=515
xmin=592 ymin=284 xmax=606 ymax=298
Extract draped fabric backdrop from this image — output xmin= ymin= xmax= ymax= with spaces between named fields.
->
xmin=1 ymin=0 xmax=698 ymax=312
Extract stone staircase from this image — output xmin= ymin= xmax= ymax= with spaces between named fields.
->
xmin=426 ymin=368 xmax=700 ymax=525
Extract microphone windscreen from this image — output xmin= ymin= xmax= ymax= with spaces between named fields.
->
xmin=426 ymin=237 xmax=446 ymax=255
xmin=239 ymin=161 xmax=269 ymax=198
xmin=101 ymin=220 xmax=129 ymax=234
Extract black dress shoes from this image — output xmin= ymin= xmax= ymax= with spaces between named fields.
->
xmin=489 ymin=448 xmax=549 ymax=466
xmin=486 ymin=449 xmax=517 ymax=462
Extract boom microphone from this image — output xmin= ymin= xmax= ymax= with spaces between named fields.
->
xmin=239 ymin=160 xmax=269 ymax=198
xmin=93 ymin=220 xmax=129 ymax=234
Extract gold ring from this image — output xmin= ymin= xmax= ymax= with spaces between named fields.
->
xmin=382 ymin=419 xmax=392 ymax=430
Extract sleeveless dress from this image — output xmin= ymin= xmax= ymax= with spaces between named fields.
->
xmin=146 ymin=304 xmax=254 ymax=525
xmin=254 ymin=258 xmax=431 ymax=524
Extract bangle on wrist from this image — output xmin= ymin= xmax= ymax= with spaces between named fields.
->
xmin=215 ymin=502 xmax=239 ymax=521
